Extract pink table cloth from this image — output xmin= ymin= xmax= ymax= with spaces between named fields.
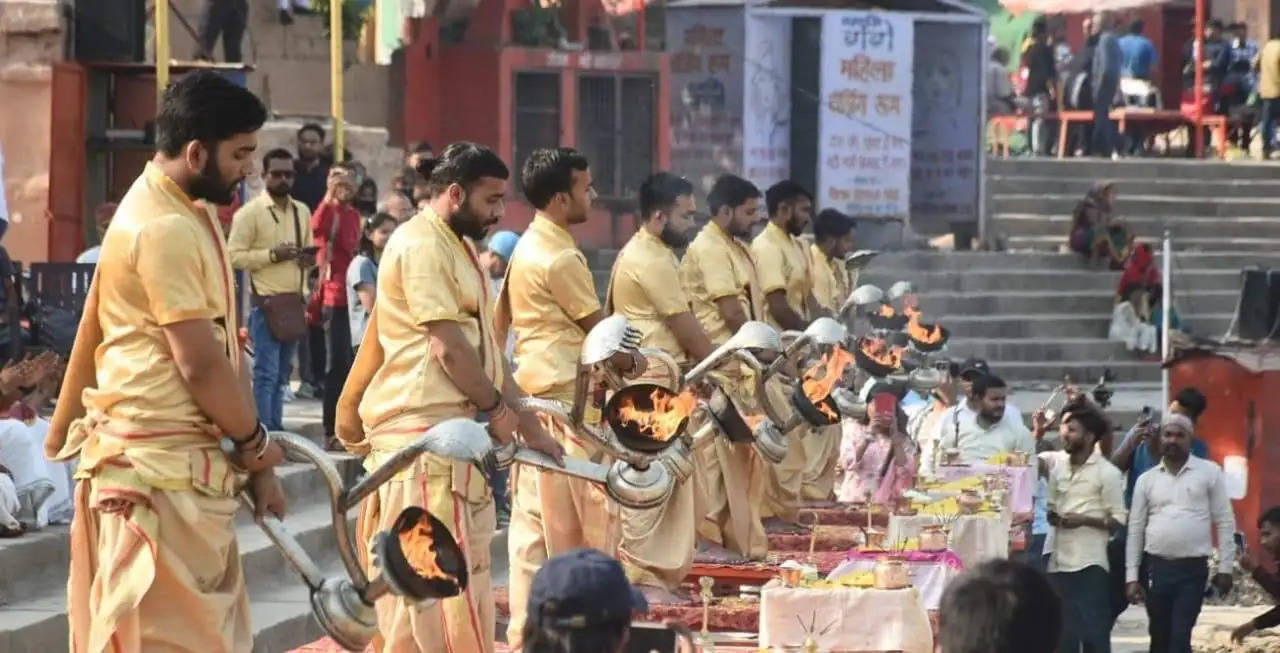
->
xmin=934 ymin=462 xmax=1036 ymax=514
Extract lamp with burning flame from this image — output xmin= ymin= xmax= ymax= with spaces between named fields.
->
xmin=801 ymin=346 xmax=856 ymax=421
xmin=904 ymin=306 xmax=942 ymax=344
xmin=617 ymin=387 xmax=699 ymax=442
xmin=399 ymin=518 xmax=454 ymax=583
xmin=859 ymin=338 xmax=905 ymax=369
xmin=877 ymin=304 xmax=897 ymax=318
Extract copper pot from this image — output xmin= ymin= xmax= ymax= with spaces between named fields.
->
xmin=873 ymin=558 xmax=910 ymax=590
xmin=982 ymin=473 xmax=1005 ymax=492
xmin=958 ymin=489 xmax=983 ymax=515
xmin=918 ymin=526 xmax=948 ymax=552
xmin=862 ymin=527 xmax=888 ymax=549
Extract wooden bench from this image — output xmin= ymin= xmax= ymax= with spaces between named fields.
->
xmin=1055 ymin=108 xmax=1228 ymax=159
xmin=24 ymin=263 xmax=95 ymax=356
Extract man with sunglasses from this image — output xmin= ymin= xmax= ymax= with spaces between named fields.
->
xmin=229 ymin=148 xmax=315 ymax=432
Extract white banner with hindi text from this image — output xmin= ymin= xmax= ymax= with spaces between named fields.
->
xmin=742 ymin=14 xmax=792 ymax=191
xmin=818 ymin=11 xmax=914 ymax=217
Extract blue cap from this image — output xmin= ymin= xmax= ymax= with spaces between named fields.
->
xmin=527 ymin=548 xmax=648 ymax=629
xmin=487 ymin=230 xmax=520 ymax=260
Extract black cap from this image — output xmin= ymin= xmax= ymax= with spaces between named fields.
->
xmin=958 ymin=357 xmax=990 ymax=380
xmin=528 ymin=548 xmax=648 ymax=630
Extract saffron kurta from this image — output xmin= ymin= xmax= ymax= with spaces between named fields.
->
xmin=680 ymin=221 xmax=768 ymax=559
xmin=497 ymin=215 xmax=620 ymax=649
xmin=350 ymin=208 xmax=501 ymax=653
xmin=752 ymin=221 xmax=813 ymax=519
xmin=50 ymin=162 xmax=252 ymax=653
xmin=607 ymin=228 xmax=706 ymax=589
xmin=800 ymin=243 xmax=850 ymax=501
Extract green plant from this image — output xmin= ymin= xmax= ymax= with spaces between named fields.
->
xmin=313 ymin=0 xmax=370 ymax=42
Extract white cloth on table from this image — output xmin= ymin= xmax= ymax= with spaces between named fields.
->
xmin=889 ymin=512 xmax=1012 ymax=569
xmin=0 ymin=418 xmax=74 ymax=527
xmin=825 ymin=556 xmax=963 ymax=610
xmin=760 ymin=586 xmax=934 ymax=653
xmin=1109 ymin=301 xmax=1157 ymax=353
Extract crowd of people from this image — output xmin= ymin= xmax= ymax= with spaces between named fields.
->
xmin=991 ymin=11 xmax=1280 ymax=159
xmin=5 ymin=66 xmax=1273 ymax=653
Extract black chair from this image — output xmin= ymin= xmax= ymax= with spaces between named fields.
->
xmin=27 ymin=263 xmax=95 ymax=355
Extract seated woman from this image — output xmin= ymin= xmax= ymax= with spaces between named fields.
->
xmin=838 ymin=392 xmax=917 ymax=505
xmin=1069 ymin=182 xmax=1133 ymax=269
xmin=1117 ymin=243 xmax=1161 ymax=310
xmin=1109 ymin=286 xmax=1159 ymax=355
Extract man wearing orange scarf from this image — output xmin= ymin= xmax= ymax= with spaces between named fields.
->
xmin=335 ymin=142 xmax=563 ymax=652
xmin=46 ymin=72 xmax=288 ymax=653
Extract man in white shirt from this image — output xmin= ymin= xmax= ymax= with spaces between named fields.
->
xmin=929 ymin=359 xmax=1025 ymax=466
xmin=1126 ymin=414 xmax=1237 ymax=653
xmin=937 ymin=374 xmax=1036 ymax=465
xmin=1043 ymin=403 xmax=1125 ymax=653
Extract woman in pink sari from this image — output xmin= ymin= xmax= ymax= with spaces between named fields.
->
xmin=838 ymin=393 xmax=918 ymax=505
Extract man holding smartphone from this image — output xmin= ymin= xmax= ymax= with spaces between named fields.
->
xmin=229 ymin=148 xmax=315 ymax=431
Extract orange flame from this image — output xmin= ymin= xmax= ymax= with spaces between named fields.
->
xmin=904 ymin=307 xmax=942 ymax=344
xmin=877 ymin=304 xmax=897 ymax=318
xmin=744 ymin=414 xmax=766 ymax=429
xmin=858 ymin=338 xmax=906 ymax=369
xmin=618 ymin=387 xmax=698 ymax=441
xmin=802 ymin=346 xmax=856 ymax=421
xmin=399 ymin=517 xmax=453 ymax=581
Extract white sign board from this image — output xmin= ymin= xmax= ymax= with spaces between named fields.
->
xmin=818 ymin=12 xmax=914 ymax=217
xmin=742 ymin=14 xmax=792 ymax=191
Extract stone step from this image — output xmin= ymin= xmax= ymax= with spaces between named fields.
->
xmin=988 ymin=175 xmax=1280 ymax=197
xmin=0 ymin=457 xmax=365 ymax=653
xmin=985 ymin=360 xmax=1161 ymax=384
xmin=1006 ymin=234 xmax=1280 ymax=253
xmin=943 ymin=312 xmax=1233 ymax=339
xmin=992 ymin=194 xmax=1280 ymax=218
xmin=856 ymin=251 xmax=1273 ymax=272
xmin=993 ymin=214 xmax=1280 ymax=240
xmin=947 ymin=337 xmax=1151 ymax=361
xmin=914 ymin=290 xmax=1237 ymax=316
xmin=986 ymin=157 xmax=1280 ymax=180
xmin=859 ymin=269 xmax=1242 ymax=293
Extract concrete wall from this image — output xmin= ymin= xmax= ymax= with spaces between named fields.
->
xmin=0 ymin=0 xmax=61 ymax=265
xmin=163 ymin=0 xmax=396 ymax=130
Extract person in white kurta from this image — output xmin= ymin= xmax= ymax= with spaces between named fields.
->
xmin=0 ymin=416 xmax=73 ymax=527
xmin=1109 ymin=299 xmax=1157 ymax=354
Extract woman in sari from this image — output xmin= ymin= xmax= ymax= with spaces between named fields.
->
xmin=1069 ymin=181 xmax=1133 ymax=269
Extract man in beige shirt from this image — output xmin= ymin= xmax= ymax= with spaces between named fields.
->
xmin=752 ymin=180 xmax=822 ymax=523
xmin=228 ymin=148 xmax=314 ymax=431
xmin=680 ymin=174 xmax=768 ymax=559
xmin=1039 ymin=402 xmax=1125 ymax=653
xmin=608 ymin=172 xmax=719 ymax=603
xmin=336 ymin=142 xmax=562 ymax=653
xmin=498 ymin=147 xmax=642 ymax=647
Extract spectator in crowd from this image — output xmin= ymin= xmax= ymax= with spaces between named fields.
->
xmin=1126 ymin=413 xmax=1237 ymax=653
xmin=228 ymin=148 xmax=314 ymax=432
xmin=1233 ymin=506 xmax=1280 ymax=644
xmin=293 ymin=123 xmax=330 ymax=212
xmin=390 ymin=166 xmax=417 ymax=204
xmin=276 ymin=0 xmax=311 ymax=25
xmin=0 ymin=353 xmax=69 ymax=535
xmin=406 ymin=141 xmax=434 ymax=171
xmin=1228 ymin=22 xmax=1260 ymax=77
xmin=482 ymin=230 xmax=520 ymax=300
xmin=312 ymin=165 xmax=362 ymax=449
xmin=938 ymin=559 xmax=1062 ymax=653
xmin=76 ymin=202 xmax=118 ymax=264
xmin=1184 ymin=19 xmax=1231 ymax=104
xmin=1091 ymin=12 xmax=1124 ymax=157
xmin=194 ymin=0 xmax=247 ymax=63
xmin=379 ymin=190 xmax=416 ymax=223
xmin=1069 ymin=181 xmax=1133 ymax=269
xmin=1039 ymin=402 xmax=1125 ymax=653
xmin=1110 ymin=285 xmax=1159 ymax=354
xmin=1118 ymin=19 xmax=1158 ymax=80
xmin=1256 ymin=35 xmax=1280 ymax=159
xmin=988 ymin=47 xmax=1017 ymax=116
xmin=838 ymin=392 xmax=917 ymax=504
xmin=937 ymin=374 xmax=1035 ymax=465
xmin=1064 ymin=16 xmax=1101 ymax=155
xmin=1022 ymin=17 xmax=1058 ymax=155
xmin=347 ymin=213 xmax=397 ymax=355
xmin=929 ymin=359 xmax=1026 ymax=467
xmin=522 ymin=548 xmax=648 ymax=653
xmin=354 ymin=178 xmax=378 ymax=217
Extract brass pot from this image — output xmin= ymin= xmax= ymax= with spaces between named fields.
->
xmin=873 ymin=558 xmax=910 ymax=590
xmin=958 ymin=489 xmax=983 ymax=515
xmin=918 ymin=526 xmax=948 ymax=552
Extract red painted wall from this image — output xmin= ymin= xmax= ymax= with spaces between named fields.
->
xmin=1169 ymin=354 xmax=1274 ymax=548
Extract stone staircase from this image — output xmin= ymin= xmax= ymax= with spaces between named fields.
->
xmin=0 ymin=452 xmax=364 ymax=653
